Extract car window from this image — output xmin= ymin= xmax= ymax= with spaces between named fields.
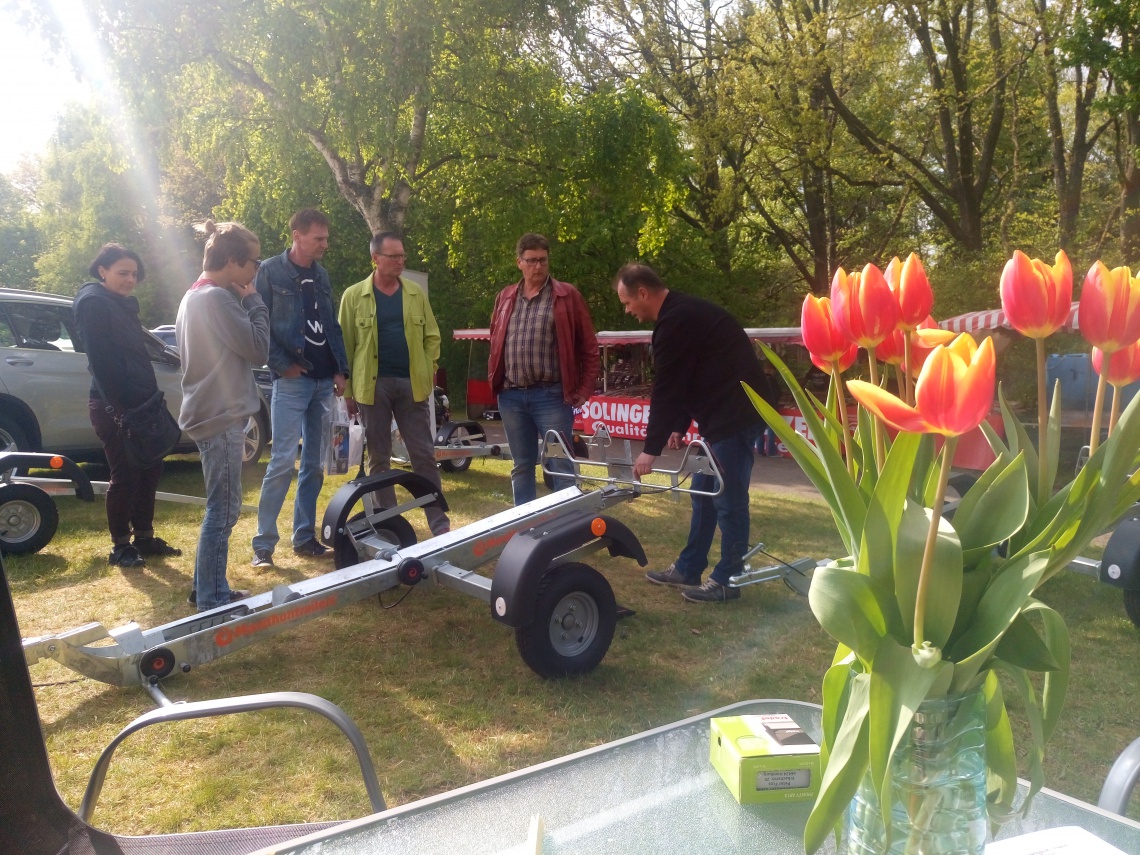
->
xmin=0 ymin=312 xmax=16 ymax=347
xmin=2 ymin=303 xmax=78 ymax=352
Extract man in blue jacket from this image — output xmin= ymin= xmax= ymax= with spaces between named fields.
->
xmin=251 ymin=209 xmax=349 ymax=566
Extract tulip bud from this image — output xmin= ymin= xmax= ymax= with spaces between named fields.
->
xmin=831 ymin=263 xmax=900 ymax=349
xmin=1000 ymin=250 xmax=1073 ymax=339
xmin=1079 ymin=261 xmax=1140 ymax=353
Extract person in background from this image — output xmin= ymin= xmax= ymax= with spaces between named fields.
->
xmin=339 ymin=231 xmax=450 ymax=536
xmin=613 ymin=262 xmax=775 ymax=604
xmin=488 ymin=233 xmax=598 ymax=506
xmin=251 ymin=209 xmax=348 ymax=567
xmin=73 ymin=243 xmax=183 ymax=569
xmin=177 ymin=221 xmax=269 ymax=610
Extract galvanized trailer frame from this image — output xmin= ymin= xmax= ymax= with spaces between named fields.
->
xmin=22 ymin=431 xmax=724 ymax=687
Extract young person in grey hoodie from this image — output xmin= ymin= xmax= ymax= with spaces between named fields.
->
xmin=176 ymin=221 xmax=270 ymax=611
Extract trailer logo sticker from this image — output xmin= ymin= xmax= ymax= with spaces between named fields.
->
xmin=214 ymin=595 xmax=339 ymax=647
xmin=472 ymin=512 xmax=560 ymax=557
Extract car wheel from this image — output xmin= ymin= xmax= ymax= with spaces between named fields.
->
xmin=0 ymin=414 xmax=30 ymax=454
xmin=242 ymin=412 xmax=268 ymax=466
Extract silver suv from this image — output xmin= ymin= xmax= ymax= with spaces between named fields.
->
xmin=0 ymin=288 xmax=268 ymax=464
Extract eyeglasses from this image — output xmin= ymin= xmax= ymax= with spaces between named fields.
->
xmin=250 ymin=258 xmax=262 ymax=269
xmin=379 ymin=253 xmax=406 ymax=260
xmin=519 ymin=256 xmax=549 ymax=266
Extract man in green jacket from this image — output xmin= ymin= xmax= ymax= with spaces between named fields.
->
xmin=340 ymin=231 xmax=450 ymax=536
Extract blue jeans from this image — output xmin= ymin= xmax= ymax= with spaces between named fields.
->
xmin=254 ymin=376 xmax=333 ymax=553
xmin=497 ymin=385 xmax=574 ymax=506
xmin=194 ymin=425 xmax=245 ymax=611
xmin=674 ymin=426 xmax=758 ymax=586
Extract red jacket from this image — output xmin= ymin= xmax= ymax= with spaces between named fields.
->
xmin=488 ymin=277 xmax=600 ymax=404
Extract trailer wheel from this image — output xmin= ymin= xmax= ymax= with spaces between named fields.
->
xmin=334 ymin=510 xmax=418 ymax=569
xmin=440 ymin=424 xmax=475 ymax=473
xmin=0 ymin=484 xmax=58 ymax=555
xmin=515 ymin=562 xmax=616 ymax=678
xmin=1124 ymin=589 xmax=1140 ymax=628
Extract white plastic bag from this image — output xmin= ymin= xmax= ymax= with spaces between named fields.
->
xmin=348 ymin=418 xmax=364 ymax=469
xmin=324 ymin=396 xmax=351 ymax=475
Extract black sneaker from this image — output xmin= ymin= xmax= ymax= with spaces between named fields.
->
xmin=188 ymin=588 xmax=251 ymax=606
xmin=645 ymin=564 xmax=699 ymax=588
xmin=251 ymin=549 xmax=274 ymax=568
xmin=134 ymin=536 xmax=182 ymax=557
xmin=681 ymin=578 xmax=741 ymax=603
xmin=109 ymin=543 xmax=146 ymax=568
xmin=293 ymin=539 xmax=330 ymax=558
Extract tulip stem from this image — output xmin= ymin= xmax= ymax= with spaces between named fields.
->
xmin=831 ymin=363 xmax=856 ymax=480
xmin=1036 ymin=337 xmax=1049 ymax=508
xmin=1111 ymin=385 xmax=1121 ymax=436
xmin=902 ymin=333 xmax=915 ymax=405
xmin=1090 ymin=369 xmax=1108 ymax=455
xmin=914 ymin=435 xmax=957 ymax=650
xmin=867 ymin=353 xmax=886 ymax=471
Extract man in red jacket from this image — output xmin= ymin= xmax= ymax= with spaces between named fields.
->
xmin=488 ymin=233 xmax=599 ymax=505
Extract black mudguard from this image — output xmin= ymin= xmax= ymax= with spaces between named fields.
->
xmin=489 ymin=510 xmax=647 ymax=628
xmin=320 ymin=470 xmax=448 ymax=548
xmin=1101 ymin=518 xmax=1140 ymax=591
xmin=435 ymin=419 xmax=486 ymax=445
xmin=0 ymin=452 xmax=94 ymax=502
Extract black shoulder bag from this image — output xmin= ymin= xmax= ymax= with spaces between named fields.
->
xmin=115 ymin=390 xmax=182 ymax=468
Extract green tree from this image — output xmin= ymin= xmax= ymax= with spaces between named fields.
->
xmin=0 ymin=175 xmax=40 ymax=288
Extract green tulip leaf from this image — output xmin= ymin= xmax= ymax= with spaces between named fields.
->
xmin=994 ymin=612 xmax=1059 ymax=672
xmin=893 ymin=502 xmax=962 ymax=649
xmin=867 ymin=639 xmax=952 ymax=820
xmin=808 ymin=563 xmax=889 ymax=662
xmin=949 ymin=551 xmax=1051 ymax=691
xmin=1042 ymin=380 xmax=1062 ymax=503
xmin=954 ymin=453 xmax=1029 ymax=557
xmin=805 ymin=673 xmax=870 ymax=855
xmin=998 ymin=384 xmax=1040 ymax=504
xmin=992 ymin=658 xmax=1046 ymax=813
xmin=1024 ymin=600 xmax=1071 ymax=743
xmin=858 ymin=433 xmax=921 ymax=590
xmin=948 ymin=561 xmax=996 ymax=647
xmin=820 ymin=661 xmax=855 ymax=772
xmin=982 ymin=670 xmax=1018 ymax=816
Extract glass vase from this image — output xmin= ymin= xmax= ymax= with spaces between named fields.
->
xmin=846 ymin=688 xmax=987 ymax=855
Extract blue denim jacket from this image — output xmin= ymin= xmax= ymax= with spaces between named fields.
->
xmin=256 ymin=249 xmax=349 ymax=378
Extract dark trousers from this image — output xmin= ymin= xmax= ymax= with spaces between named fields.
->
xmin=89 ymin=399 xmax=163 ymax=545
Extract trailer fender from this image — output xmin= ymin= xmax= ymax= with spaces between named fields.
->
xmin=0 ymin=452 xmax=94 ymax=502
xmin=435 ymin=420 xmax=486 ymax=445
xmin=490 ymin=510 xmax=646 ymax=629
xmin=321 ymin=470 xmax=448 ymax=548
xmin=1101 ymin=518 xmax=1140 ymax=591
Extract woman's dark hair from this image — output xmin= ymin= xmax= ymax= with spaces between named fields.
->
xmin=88 ymin=244 xmax=145 ymax=282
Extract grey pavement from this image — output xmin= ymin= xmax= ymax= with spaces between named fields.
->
xmin=469 ymin=419 xmax=821 ymax=501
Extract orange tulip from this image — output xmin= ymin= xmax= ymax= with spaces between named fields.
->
xmin=1092 ymin=343 xmax=1140 ymax=388
xmin=1000 ymin=250 xmax=1073 ymax=339
xmin=1079 ymin=261 xmax=1140 ymax=353
xmin=847 ymin=334 xmax=995 ymax=436
xmin=802 ymin=294 xmax=852 ymax=365
xmin=830 ymin=264 xmax=899 ymax=349
xmin=875 ymin=328 xmax=906 ymax=366
xmin=885 ymin=253 xmax=933 ymax=330
xmin=903 ymin=322 xmax=956 ymax=379
xmin=811 ymin=344 xmax=857 ymax=374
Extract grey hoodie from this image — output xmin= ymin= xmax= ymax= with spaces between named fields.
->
xmin=175 ymin=284 xmax=270 ymax=441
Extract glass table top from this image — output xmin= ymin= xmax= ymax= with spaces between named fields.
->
xmin=252 ymin=700 xmax=1140 ymax=855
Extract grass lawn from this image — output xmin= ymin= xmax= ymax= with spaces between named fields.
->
xmin=9 ymin=453 xmax=1140 ymax=835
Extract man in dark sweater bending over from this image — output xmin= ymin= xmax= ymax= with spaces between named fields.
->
xmin=614 ymin=263 xmax=772 ymax=604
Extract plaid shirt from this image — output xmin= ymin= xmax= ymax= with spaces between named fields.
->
xmin=504 ymin=278 xmax=561 ymax=388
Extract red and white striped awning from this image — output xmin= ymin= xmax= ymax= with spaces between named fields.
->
xmin=939 ymin=302 xmax=1080 ymax=335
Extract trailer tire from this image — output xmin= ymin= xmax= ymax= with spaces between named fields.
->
xmin=514 ymin=562 xmax=616 ymax=678
xmin=440 ymin=425 xmax=474 ymax=473
xmin=0 ymin=484 xmax=58 ymax=555
xmin=1124 ymin=589 xmax=1140 ymax=628
xmin=334 ymin=511 xmax=418 ymax=569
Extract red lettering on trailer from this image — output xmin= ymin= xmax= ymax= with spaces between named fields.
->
xmin=213 ymin=595 xmax=339 ymax=648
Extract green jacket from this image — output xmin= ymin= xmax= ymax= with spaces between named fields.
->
xmin=339 ymin=274 xmax=440 ymax=404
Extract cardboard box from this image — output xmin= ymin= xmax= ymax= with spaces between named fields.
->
xmin=709 ymin=714 xmax=821 ymax=804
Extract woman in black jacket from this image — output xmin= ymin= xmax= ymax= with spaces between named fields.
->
xmin=73 ymin=244 xmax=181 ymax=568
